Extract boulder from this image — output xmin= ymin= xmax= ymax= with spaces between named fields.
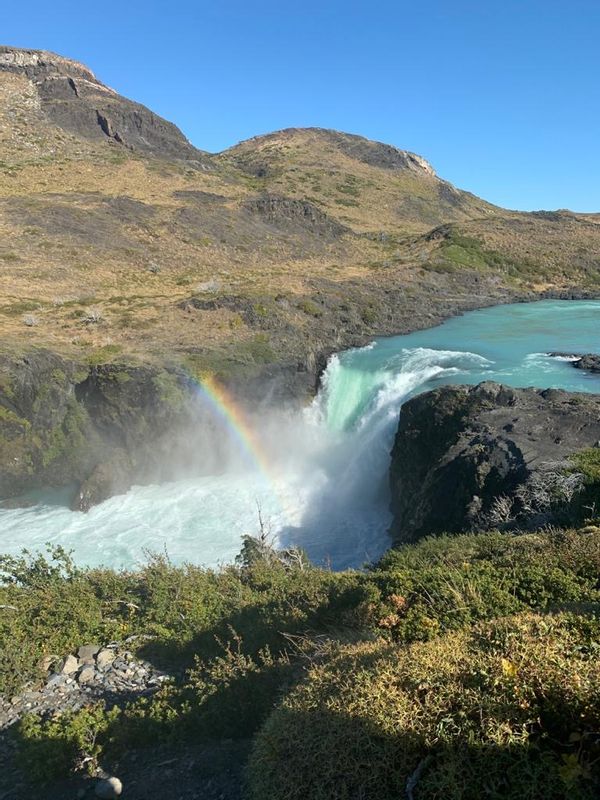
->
xmin=57 ymin=654 xmax=79 ymax=675
xmin=95 ymin=776 xmax=123 ymax=799
xmin=389 ymin=381 xmax=600 ymax=543
xmin=96 ymin=648 xmax=116 ymax=671
xmin=77 ymin=665 xmax=96 ymax=685
xmin=77 ymin=644 xmax=100 ymax=664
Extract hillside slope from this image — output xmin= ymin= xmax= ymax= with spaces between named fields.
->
xmin=0 ymin=45 xmax=598 ymax=386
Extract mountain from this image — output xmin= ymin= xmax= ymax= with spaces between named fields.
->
xmin=0 ymin=46 xmax=206 ymax=162
xmin=0 ymin=45 xmax=598 ymax=395
xmin=216 ymin=127 xmax=498 ymax=233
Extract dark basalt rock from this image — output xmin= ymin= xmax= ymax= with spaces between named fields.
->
xmin=577 ymin=354 xmax=600 ymax=372
xmin=0 ymin=46 xmax=208 ymax=164
xmin=548 ymin=352 xmax=600 ymax=373
xmin=389 ymin=381 xmax=600 ymax=543
xmin=71 ymin=451 xmax=133 ymax=512
xmin=241 ymin=194 xmax=348 ymax=237
xmin=0 ymin=352 xmax=206 ymax=509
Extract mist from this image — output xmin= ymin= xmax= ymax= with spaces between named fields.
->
xmin=2 ymin=300 xmax=600 ymax=570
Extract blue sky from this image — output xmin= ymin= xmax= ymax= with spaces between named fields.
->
xmin=3 ymin=0 xmax=599 ymax=211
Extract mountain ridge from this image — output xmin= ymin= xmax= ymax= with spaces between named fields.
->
xmin=0 ymin=43 xmax=599 ymax=508
xmin=0 ymin=44 xmax=208 ymax=163
xmin=0 ymin=44 xmax=598 ymax=394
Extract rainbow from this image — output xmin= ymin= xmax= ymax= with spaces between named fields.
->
xmin=186 ymin=373 xmax=290 ymax=521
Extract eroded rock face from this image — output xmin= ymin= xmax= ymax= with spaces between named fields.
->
xmin=241 ymin=194 xmax=348 ymax=237
xmin=0 ymin=352 xmax=204 ymax=509
xmin=0 ymin=46 xmax=206 ymax=162
xmin=389 ymin=382 xmax=600 ymax=543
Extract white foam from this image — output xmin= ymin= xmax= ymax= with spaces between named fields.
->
xmin=0 ymin=329 xmax=595 ymax=571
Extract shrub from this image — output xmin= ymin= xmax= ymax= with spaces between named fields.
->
xmin=18 ymin=703 xmax=120 ymax=782
xmin=571 ymin=448 xmax=600 ymax=518
xmin=368 ymin=529 xmax=600 ymax=642
xmin=248 ymin=611 xmax=600 ymax=800
xmin=0 ymin=548 xmax=125 ymax=696
xmin=298 ymin=299 xmax=323 ymax=318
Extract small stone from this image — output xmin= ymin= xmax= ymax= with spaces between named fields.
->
xmin=95 ymin=776 xmax=123 ymax=798
xmin=96 ymin=649 xmax=116 ymax=671
xmin=47 ymin=673 xmax=67 ymax=688
xmin=78 ymin=666 xmax=96 ymax=685
xmin=78 ymin=644 xmax=101 ymax=664
xmin=57 ymin=654 xmax=79 ymax=675
xmin=39 ymin=655 xmax=56 ymax=672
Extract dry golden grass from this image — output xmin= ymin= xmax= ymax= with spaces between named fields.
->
xmin=0 ymin=74 xmax=598 ymax=371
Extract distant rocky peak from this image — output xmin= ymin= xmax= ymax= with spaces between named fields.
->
xmin=0 ymin=45 xmax=207 ymax=164
xmin=0 ymin=46 xmax=103 ymax=87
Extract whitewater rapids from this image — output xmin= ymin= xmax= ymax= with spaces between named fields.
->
xmin=1 ymin=300 xmax=600 ymax=569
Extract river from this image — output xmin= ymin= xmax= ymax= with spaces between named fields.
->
xmin=1 ymin=300 xmax=599 ymax=569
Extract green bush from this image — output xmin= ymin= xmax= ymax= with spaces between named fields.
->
xmin=571 ymin=448 xmax=600 ymax=518
xmin=248 ymin=611 xmax=600 ymax=800
xmin=5 ymin=529 xmax=600 ymax=788
xmin=18 ymin=703 xmax=120 ymax=782
xmin=0 ymin=548 xmax=126 ymax=696
xmin=368 ymin=529 xmax=600 ymax=643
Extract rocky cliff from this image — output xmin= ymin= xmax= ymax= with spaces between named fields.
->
xmin=0 ymin=46 xmax=206 ymax=162
xmin=0 ymin=351 xmax=226 ymax=509
xmin=389 ymin=382 xmax=600 ymax=543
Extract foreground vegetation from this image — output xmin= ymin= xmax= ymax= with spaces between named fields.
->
xmin=1 ymin=525 xmax=599 ymax=797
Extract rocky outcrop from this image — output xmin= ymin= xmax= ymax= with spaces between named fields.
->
xmin=0 ymin=348 xmax=310 ymax=509
xmin=0 ymin=46 xmax=206 ymax=163
xmin=549 ymin=352 xmax=600 ymax=373
xmin=576 ymin=354 xmax=600 ymax=372
xmin=389 ymin=382 xmax=600 ymax=543
xmin=312 ymin=129 xmax=437 ymax=174
xmin=0 ymin=353 xmax=215 ymax=509
xmin=241 ymin=194 xmax=348 ymax=237
xmin=71 ymin=451 xmax=133 ymax=512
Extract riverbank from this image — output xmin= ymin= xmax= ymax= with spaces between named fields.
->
xmin=1 ymin=526 xmax=599 ymax=798
xmin=3 ymin=299 xmax=600 ymax=573
xmin=2 ymin=282 xmax=598 ymax=509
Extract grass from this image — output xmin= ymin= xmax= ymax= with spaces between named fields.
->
xmin=2 ymin=526 xmax=600 ymax=794
xmin=249 ymin=611 xmax=600 ymax=799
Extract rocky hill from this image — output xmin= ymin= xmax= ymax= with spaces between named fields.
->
xmin=0 ymin=45 xmax=597 ymax=384
xmin=1 ymin=45 xmax=599 ymax=501
xmin=0 ymin=46 xmax=206 ymax=162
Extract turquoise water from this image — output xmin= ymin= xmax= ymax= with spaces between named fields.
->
xmin=323 ymin=300 xmax=600 ymax=431
xmin=1 ymin=300 xmax=599 ymax=569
